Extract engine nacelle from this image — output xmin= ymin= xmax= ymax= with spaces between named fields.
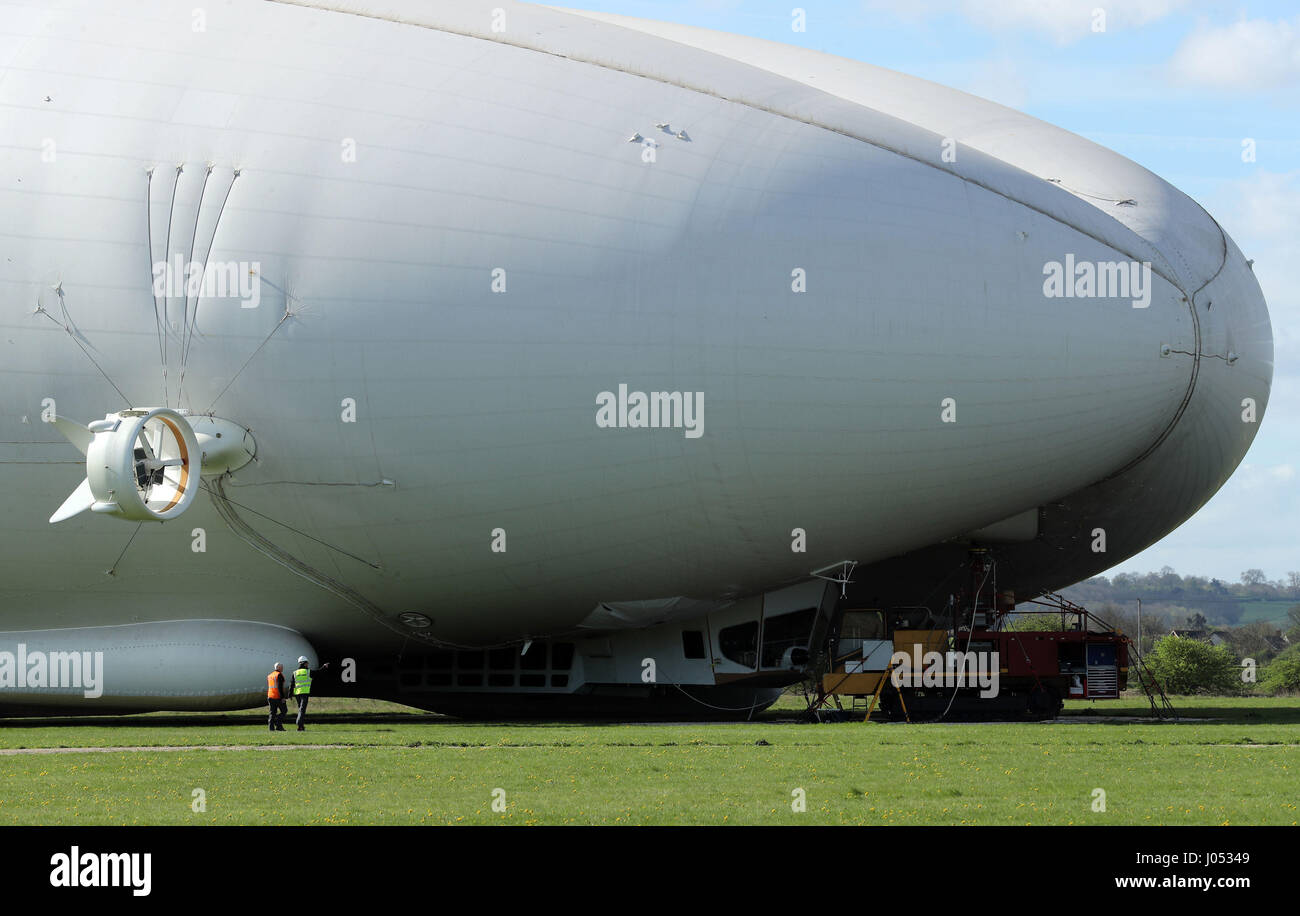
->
xmin=49 ymin=409 xmax=252 ymax=524
xmin=85 ymin=408 xmax=199 ymax=521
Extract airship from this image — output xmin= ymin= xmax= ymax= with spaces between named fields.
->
xmin=0 ymin=0 xmax=1272 ymax=717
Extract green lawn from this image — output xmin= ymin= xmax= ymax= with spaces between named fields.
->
xmin=1 ymin=695 xmax=1296 ymax=825
xmin=1237 ymin=600 xmax=1297 ymax=625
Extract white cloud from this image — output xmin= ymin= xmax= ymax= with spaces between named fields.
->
xmin=1122 ymin=318 xmax=1300 ymax=577
xmin=863 ymin=0 xmax=1188 ymax=44
xmin=961 ymin=57 xmax=1030 ymax=109
xmin=1120 ymin=169 xmax=1299 ymax=581
xmin=1203 ymin=170 xmax=1300 ymax=378
xmin=1119 ymin=457 xmax=1300 ymax=580
xmin=1216 ymin=169 xmax=1300 ymax=239
xmin=1168 ymin=16 xmax=1300 ymax=89
xmin=1235 ymin=462 xmax=1297 ymax=489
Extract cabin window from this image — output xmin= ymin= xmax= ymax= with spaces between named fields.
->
xmin=718 ymin=621 xmax=758 ymax=668
xmin=682 ymin=630 xmax=707 ymax=659
xmin=521 ymin=643 xmax=548 ymax=671
xmin=761 ymin=607 xmax=816 ymax=668
xmin=551 ymin=643 xmax=575 ymax=670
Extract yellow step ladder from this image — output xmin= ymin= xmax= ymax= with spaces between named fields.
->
xmin=863 ymin=660 xmax=910 ymax=723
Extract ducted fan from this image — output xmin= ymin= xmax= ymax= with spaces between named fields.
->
xmin=50 ymin=408 xmax=254 ymax=523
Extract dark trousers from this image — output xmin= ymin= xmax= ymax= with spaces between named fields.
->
xmin=295 ymin=694 xmax=310 ymax=729
xmin=268 ymin=698 xmax=286 ymax=730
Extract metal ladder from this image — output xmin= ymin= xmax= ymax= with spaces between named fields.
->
xmin=863 ymin=661 xmax=910 ymax=723
xmin=1129 ymin=640 xmax=1177 ymax=720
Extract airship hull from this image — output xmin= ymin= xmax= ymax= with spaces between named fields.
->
xmin=0 ymin=0 xmax=1271 ymax=714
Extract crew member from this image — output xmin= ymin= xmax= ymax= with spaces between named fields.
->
xmin=292 ymin=655 xmax=330 ymax=731
xmin=266 ymin=662 xmax=287 ymax=732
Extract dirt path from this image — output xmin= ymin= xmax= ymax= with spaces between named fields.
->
xmin=0 ymin=744 xmax=354 ymax=755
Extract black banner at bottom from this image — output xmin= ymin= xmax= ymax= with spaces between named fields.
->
xmin=4 ymin=825 xmax=1282 ymax=902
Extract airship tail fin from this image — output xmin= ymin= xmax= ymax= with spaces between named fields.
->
xmin=50 ymin=478 xmax=94 ymax=523
xmin=52 ymin=416 xmax=93 ymax=455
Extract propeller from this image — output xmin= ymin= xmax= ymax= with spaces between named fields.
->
xmin=50 ymin=409 xmax=256 ymax=524
xmin=50 ymin=408 xmax=200 ymax=523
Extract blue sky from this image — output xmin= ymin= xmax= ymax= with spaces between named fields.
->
xmin=555 ymin=0 xmax=1300 ymax=583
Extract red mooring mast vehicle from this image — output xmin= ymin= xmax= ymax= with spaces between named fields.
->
xmin=809 ymin=550 xmax=1174 ymax=721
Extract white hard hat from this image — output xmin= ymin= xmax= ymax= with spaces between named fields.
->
xmin=298 ymin=656 xmax=309 ymax=665
xmin=274 ymin=662 xmax=283 ymax=670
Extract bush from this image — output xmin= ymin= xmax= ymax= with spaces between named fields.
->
xmin=1260 ymin=646 xmax=1300 ymax=694
xmin=1144 ymin=635 xmax=1242 ymax=695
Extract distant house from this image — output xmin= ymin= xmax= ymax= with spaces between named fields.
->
xmin=1169 ymin=627 xmax=1290 ymax=653
xmin=1168 ymin=627 xmax=1230 ymax=646
xmin=1263 ymin=632 xmax=1290 ymax=654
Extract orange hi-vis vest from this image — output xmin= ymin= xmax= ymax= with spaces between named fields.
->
xmin=267 ymin=672 xmax=282 ymax=699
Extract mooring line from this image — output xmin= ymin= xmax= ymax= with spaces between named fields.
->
xmin=175 ymin=163 xmax=214 ymax=405
xmin=144 ymin=168 xmax=165 ymax=369
xmin=35 ymin=302 xmax=131 ymax=405
xmin=182 ymin=168 xmax=240 ymax=370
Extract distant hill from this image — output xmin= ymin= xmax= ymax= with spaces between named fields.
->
xmin=1049 ymin=568 xmax=1299 ymax=628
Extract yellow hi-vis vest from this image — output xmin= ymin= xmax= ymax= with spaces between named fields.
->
xmin=294 ymin=667 xmax=312 ymax=696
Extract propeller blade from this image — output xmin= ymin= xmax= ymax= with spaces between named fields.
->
xmin=51 ymin=417 xmax=93 ymax=456
xmin=50 ymin=477 xmax=95 ymax=523
xmin=139 ymin=457 xmax=184 ymax=472
xmin=138 ymin=424 xmax=157 ymax=460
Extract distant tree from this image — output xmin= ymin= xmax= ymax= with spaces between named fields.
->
xmin=1006 ymin=612 xmax=1066 ymax=632
xmin=1288 ymin=571 xmax=1300 ymax=594
xmin=1286 ymin=604 xmax=1300 ymax=643
xmin=1101 ymin=604 xmax=1168 ymax=654
xmin=1094 ymin=601 xmax=1125 ymax=621
xmin=1241 ymin=569 xmax=1267 ymax=587
xmin=1216 ymin=603 xmax=1245 ymax=627
xmin=1144 ymin=636 xmax=1241 ymax=695
xmin=1184 ymin=575 xmax=1209 ymax=593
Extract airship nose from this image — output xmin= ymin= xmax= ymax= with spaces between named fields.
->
xmin=1197 ymin=240 xmax=1273 ymax=462
xmin=1145 ymin=232 xmax=1273 ymax=502
xmin=989 ymin=219 xmax=1273 ymax=589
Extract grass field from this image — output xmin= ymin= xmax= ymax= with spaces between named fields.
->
xmin=1237 ymin=600 xmax=1297 ymax=625
xmin=1 ymin=694 xmax=1297 ymax=825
